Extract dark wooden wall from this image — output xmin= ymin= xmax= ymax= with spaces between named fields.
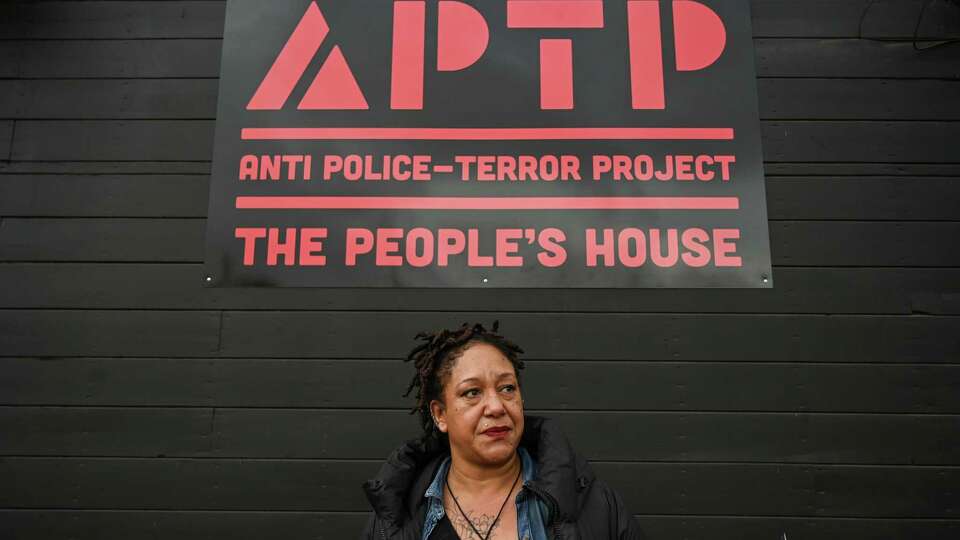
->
xmin=1 ymin=1 xmax=959 ymax=538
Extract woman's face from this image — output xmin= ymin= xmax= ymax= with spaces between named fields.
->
xmin=431 ymin=342 xmax=524 ymax=467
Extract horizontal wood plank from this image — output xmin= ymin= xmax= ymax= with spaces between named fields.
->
xmin=14 ymin=40 xmax=222 ymax=79
xmin=762 ymin=122 xmax=960 ymax=163
xmin=0 ymin=80 xmax=220 ymax=120
xmin=755 ymin=38 xmax=960 ymax=78
xmin=4 ymin=1 xmax=959 ymax=40
xmin=4 ymin=264 xmax=958 ymax=314
xmin=772 ymin=221 xmax=960 ymax=267
xmin=216 ymin=311 xmax=960 ymax=362
xmin=753 ymin=0 xmax=960 ymax=39
xmin=10 ymin=121 xmax=214 ymax=161
xmin=608 ymin=462 xmax=958 ymax=518
xmin=0 ymin=310 xmax=221 ymax=357
xmin=0 ymin=407 xmax=215 ymax=458
xmin=2 ymin=310 xmax=958 ymax=361
xmin=1 ymin=458 xmax=955 ymax=517
xmin=4 ymin=358 xmax=957 ymax=413
xmin=0 ymin=161 xmax=213 ymax=175
xmin=758 ymin=79 xmax=960 ymax=121
xmin=763 ymin=163 xmax=960 ymax=177
xmin=1 ymin=510 xmax=957 ymax=540
xmin=0 ymin=218 xmax=205 ymax=262
xmin=2 ymin=407 xmax=957 ymax=465
xmin=1 ymin=2 xmax=227 ymax=40
xmin=0 ymin=510 xmax=364 ymax=540
xmin=0 ymin=175 xmax=210 ymax=217
xmin=766 ymin=177 xmax=960 ymax=221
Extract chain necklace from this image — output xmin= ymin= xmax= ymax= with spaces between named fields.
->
xmin=445 ymin=464 xmax=522 ymax=540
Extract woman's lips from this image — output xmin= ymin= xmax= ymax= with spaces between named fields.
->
xmin=482 ymin=427 xmax=511 ymax=438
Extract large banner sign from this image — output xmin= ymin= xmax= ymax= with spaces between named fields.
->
xmin=204 ymin=0 xmax=773 ymax=287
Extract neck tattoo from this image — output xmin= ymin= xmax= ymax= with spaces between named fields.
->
xmin=445 ymin=464 xmax=522 ymax=540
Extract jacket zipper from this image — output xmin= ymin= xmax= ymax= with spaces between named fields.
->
xmin=378 ymin=520 xmax=387 ymax=540
xmin=525 ymin=484 xmax=562 ymax=539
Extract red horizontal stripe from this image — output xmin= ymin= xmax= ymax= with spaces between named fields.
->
xmin=507 ymin=0 xmax=604 ymax=28
xmin=235 ymin=196 xmax=740 ymax=210
xmin=240 ymin=127 xmax=734 ymax=140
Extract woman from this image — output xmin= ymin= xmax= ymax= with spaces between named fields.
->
xmin=361 ymin=322 xmax=646 ymax=540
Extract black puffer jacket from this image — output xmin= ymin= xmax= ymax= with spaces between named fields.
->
xmin=360 ymin=416 xmax=645 ymax=540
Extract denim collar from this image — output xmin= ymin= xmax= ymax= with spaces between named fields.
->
xmin=425 ymin=446 xmax=537 ymax=502
xmin=421 ymin=447 xmax=541 ymax=540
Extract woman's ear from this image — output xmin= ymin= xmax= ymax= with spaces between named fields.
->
xmin=429 ymin=400 xmax=448 ymax=433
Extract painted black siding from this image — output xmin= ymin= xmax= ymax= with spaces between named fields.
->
xmin=1 ymin=1 xmax=959 ymax=539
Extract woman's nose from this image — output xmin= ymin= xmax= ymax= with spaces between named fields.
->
xmin=483 ymin=390 xmax=506 ymax=415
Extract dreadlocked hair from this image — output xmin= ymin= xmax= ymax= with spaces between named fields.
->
xmin=403 ymin=321 xmax=525 ymax=441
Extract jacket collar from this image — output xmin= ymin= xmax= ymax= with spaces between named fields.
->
xmin=362 ymin=415 xmax=595 ymax=527
xmin=362 ymin=433 xmax=445 ymax=528
xmin=520 ymin=416 xmax=595 ymax=521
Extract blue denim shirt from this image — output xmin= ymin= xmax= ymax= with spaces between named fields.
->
xmin=421 ymin=447 xmax=549 ymax=540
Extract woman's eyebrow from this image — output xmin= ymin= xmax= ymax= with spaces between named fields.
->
xmin=455 ymin=373 xmax=515 ymax=387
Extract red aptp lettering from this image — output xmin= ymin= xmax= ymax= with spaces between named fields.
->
xmin=249 ymin=0 xmax=726 ymax=111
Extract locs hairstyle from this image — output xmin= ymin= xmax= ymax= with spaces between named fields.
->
xmin=404 ymin=322 xmax=525 ymax=438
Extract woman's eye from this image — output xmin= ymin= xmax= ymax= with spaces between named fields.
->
xmin=500 ymin=385 xmax=516 ymax=393
xmin=463 ymin=389 xmax=480 ymax=398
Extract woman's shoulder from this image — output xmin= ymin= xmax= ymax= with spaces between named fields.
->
xmin=576 ymin=478 xmax=647 ymax=540
xmin=362 ymin=436 xmax=449 ymax=533
xmin=521 ymin=416 xmax=645 ymax=539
